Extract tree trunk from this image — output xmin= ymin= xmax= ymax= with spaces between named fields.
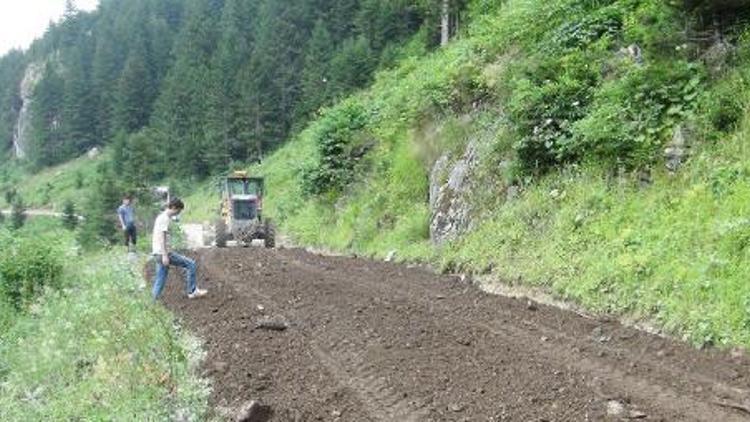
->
xmin=441 ymin=0 xmax=450 ymax=46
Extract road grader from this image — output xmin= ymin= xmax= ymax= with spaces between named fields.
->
xmin=215 ymin=171 xmax=275 ymax=248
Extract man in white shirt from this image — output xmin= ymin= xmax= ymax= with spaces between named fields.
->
xmin=151 ymin=198 xmax=207 ymax=300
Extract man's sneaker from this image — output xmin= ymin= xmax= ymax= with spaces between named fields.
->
xmin=187 ymin=288 xmax=208 ymax=299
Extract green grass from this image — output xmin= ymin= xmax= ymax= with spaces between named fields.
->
xmin=0 ymin=220 xmax=209 ymax=421
xmin=0 ymin=152 xmax=107 ymax=210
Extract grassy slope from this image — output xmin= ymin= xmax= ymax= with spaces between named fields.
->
xmin=181 ymin=0 xmax=750 ymax=349
xmin=0 ymin=219 xmax=209 ymax=420
xmin=0 ymin=152 xmax=106 ymax=210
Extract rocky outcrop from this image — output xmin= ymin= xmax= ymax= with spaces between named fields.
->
xmin=429 ymin=140 xmax=480 ymax=244
xmin=12 ymin=62 xmax=44 ymax=159
xmin=664 ymin=124 xmax=693 ymax=173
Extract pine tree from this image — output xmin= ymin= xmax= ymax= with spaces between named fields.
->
xmin=62 ymin=45 xmax=96 ymax=156
xmin=241 ymin=0 xmax=314 ymax=155
xmin=204 ymin=0 xmax=257 ymax=170
xmin=77 ymin=163 xmax=121 ymax=249
xmin=152 ymin=0 xmax=221 ymax=178
xmin=29 ymin=64 xmax=65 ymax=167
xmin=10 ymin=196 xmax=26 ymax=230
xmin=297 ymin=20 xmax=334 ymax=119
xmin=115 ymin=42 xmax=152 ymax=133
xmin=329 ymin=36 xmax=375 ymax=98
xmin=62 ymin=199 xmax=78 ymax=230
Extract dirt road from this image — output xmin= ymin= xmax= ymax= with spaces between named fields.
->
xmin=160 ymin=247 xmax=750 ymax=421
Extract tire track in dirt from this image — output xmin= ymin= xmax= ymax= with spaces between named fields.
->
xmin=220 ymin=259 xmax=431 ymax=422
xmin=160 ymin=247 xmax=750 ymax=421
xmin=282 ymin=248 xmax=750 ymax=420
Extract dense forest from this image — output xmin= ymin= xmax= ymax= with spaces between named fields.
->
xmin=0 ymin=0 xmax=465 ymax=180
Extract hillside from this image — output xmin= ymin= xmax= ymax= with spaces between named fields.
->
xmin=4 ymin=1 xmax=750 ymax=419
xmin=182 ymin=0 xmax=750 ymax=349
xmin=3 ymin=0 xmax=750 ymax=348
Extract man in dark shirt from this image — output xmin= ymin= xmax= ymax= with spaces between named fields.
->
xmin=117 ymin=194 xmax=137 ymax=253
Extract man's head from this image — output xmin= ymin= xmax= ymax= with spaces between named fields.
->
xmin=122 ymin=194 xmax=132 ymax=205
xmin=166 ymin=197 xmax=185 ymax=216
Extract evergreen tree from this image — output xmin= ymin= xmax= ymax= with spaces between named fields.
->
xmin=10 ymin=196 xmax=26 ymax=230
xmin=204 ymin=0 xmax=257 ymax=169
xmin=329 ymin=36 xmax=375 ymax=98
xmin=62 ymin=45 xmax=97 ymax=156
xmin=1 ymin=0 xmax=436 ymax=178
xmin=241 ymin=0 xmax=314 ymax=155
xmin=62 ymin=199 xmax=79 ymax=230
xmin=297 ymin=20 xmax=334 ymax=119
xmin=29 ymin=64 xmax=65 ymax=167
xmin=77 ymin=163 xmax=121 ymax=249
xmin=115 ymin=41 xmax=152 ymax=133
xmin=122 ymin=129 xmax=165 ymax=187
xmin=153 ymin=0 xmax=221 ymax=178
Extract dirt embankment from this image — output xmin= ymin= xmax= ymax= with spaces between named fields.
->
xmin=159 ymin=247 xmax=750 ymax=421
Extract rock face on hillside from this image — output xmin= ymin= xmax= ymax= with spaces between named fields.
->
xmin=12 ymin=62 xmax=44 ymax=159
xmin=429 ymin=140 xmax=480 ymax=244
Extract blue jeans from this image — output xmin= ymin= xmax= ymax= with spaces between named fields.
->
xmin=152 ymin=252 xmax=197 ymax=299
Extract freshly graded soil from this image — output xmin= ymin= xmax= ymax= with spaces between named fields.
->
xmin=159 ymin=247 xmax=750 ymax=421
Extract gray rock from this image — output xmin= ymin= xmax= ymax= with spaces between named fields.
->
xmin=628 ymin=410 xmax=648 ymax=419
xmin=235 ymin=400 xmax=272 ymax=422
xmin=703 ymin=39 xmax=733 ymax=76
xmin=607 ymin=400 xmax=625 ymax=417
xmin=665 ymin=125 xmax=693 ymax=172
xmin=87 ymin=147 xmax=101 ymax=159
xmin=430 ymin=155 xmax=450 ymax=209
xmin=506 ymin=185 xmax=520 ymax=201
xmin=12 ymin=62 xmax=45 ymax=159
xmin=450 ymin=403 xmax=465 ymax=412
xmin=617 ymin=44 xmax=643 ymax=65
xmin=430 ymin=140 xmax=480 ymax=244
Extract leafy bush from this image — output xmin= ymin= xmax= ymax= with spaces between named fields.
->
xmin=572 ymin=62 xmax=702 ymax=166
xmin=0 ymin=233 xmax=63 ymax=310
xmin=551 ymin=4 xmax=624 ymax=50
xmin=507 ymin=50 xmax=602 ymax=171
xmin=302 ymin=101 xmax=372 ymax=196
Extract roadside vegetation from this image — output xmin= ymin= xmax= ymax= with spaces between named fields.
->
xmin=0 ymin=218 xmax=209 ymax=420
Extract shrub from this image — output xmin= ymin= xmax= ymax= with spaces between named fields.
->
xmin=0 ymin=234 xmax=63 ymax=310
xmin=302 ymin=101 xmax=372 ymax=196
xmin=572 ymin=61 xmax=702 ymax=166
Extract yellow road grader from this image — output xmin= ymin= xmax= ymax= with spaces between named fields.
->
xmin=215 ymin=171 xmax=275 ymax=248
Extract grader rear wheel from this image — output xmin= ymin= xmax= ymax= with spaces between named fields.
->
xmin=215 ymin=219 xmax=228 ymax=248
xmin=264 ymin=220 xmax=276 ymax=249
